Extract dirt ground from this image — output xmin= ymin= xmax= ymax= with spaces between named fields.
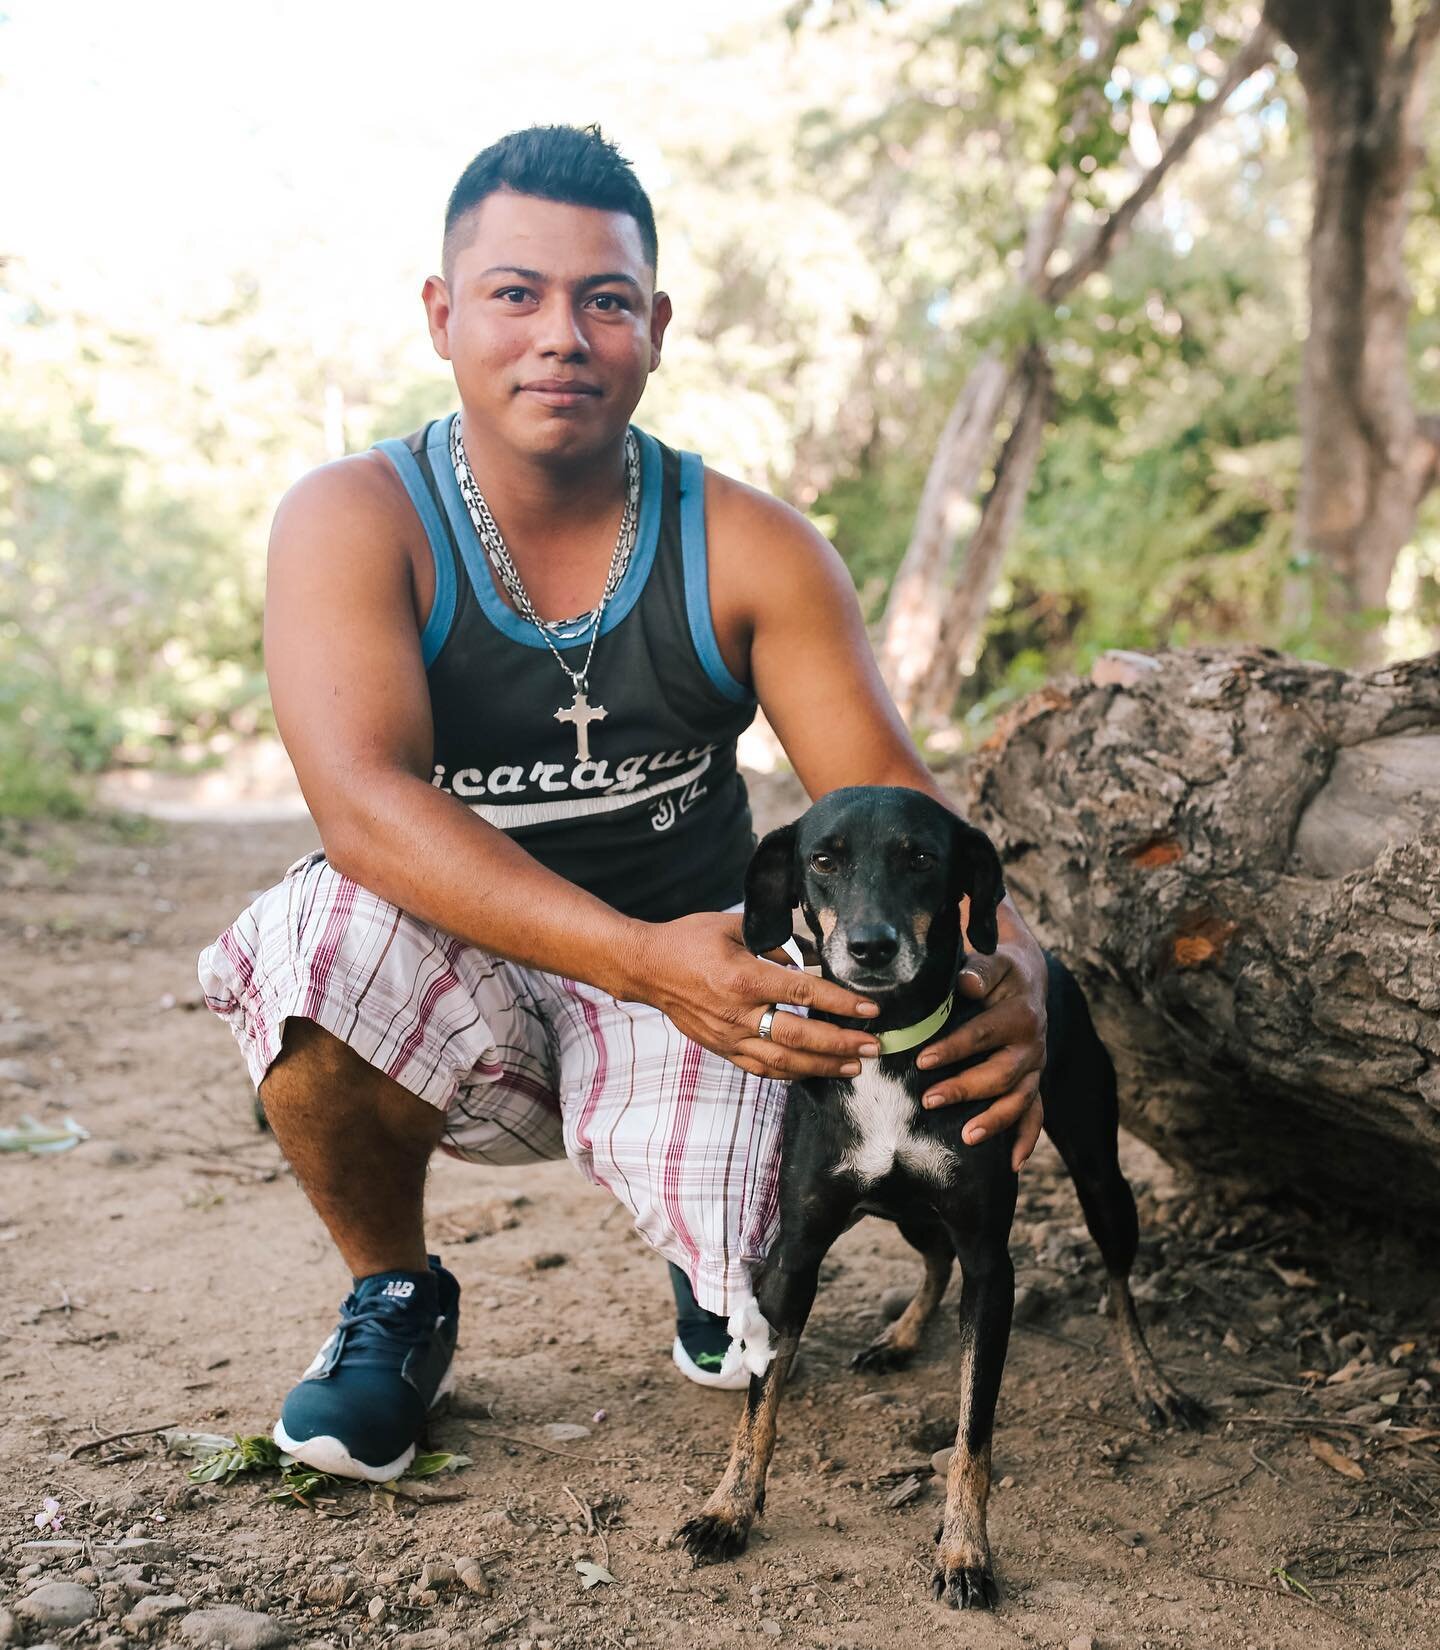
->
xmin=2 ymin=769 xmax=1438 ymax=1650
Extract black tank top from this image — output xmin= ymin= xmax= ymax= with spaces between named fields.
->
xmin=375 ymin=416 xmax=759 ymax=923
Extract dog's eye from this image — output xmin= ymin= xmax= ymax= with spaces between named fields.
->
xmin=909 ymin=850 xmax=935 ymax=871
xmin=810 ymin=852 xmax=837 ymax=874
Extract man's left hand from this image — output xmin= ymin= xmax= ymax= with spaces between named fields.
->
xmin=916 ymin=910 xmax=1048 ymax=1172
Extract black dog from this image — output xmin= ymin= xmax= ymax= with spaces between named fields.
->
xmin=678 ymin=786 xmax=1202 ymax=1608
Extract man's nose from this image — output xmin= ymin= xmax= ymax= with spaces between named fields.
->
xmin=847 ymin=925 xmax=899 ymax=967
xmin=536 ymin=296 xmax=588 ymax=357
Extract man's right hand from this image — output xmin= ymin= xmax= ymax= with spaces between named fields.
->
xmin=621 ymin=911 xmax=882 ymax=1081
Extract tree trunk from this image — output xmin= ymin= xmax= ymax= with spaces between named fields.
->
xmin=965 ymin=645 xmax=1440 ymax=1231
xmin=918 ymin=347 xmax=1054 ymax=724
xmin=1264 ymin=0 xmax=1440 ymax=642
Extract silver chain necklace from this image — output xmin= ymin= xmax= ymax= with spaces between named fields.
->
xmin=449 ymin=416 xmax=640 ymax=761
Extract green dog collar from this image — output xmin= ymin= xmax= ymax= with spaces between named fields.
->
xmin=875 ymin=989 xmax=955 ymax=1056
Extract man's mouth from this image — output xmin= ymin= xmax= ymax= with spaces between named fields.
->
xmin=517 ymin=380 xmax=602 ymax=406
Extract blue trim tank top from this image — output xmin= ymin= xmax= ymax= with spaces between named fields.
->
xmin=373 ymin=417 xmax=760 ymax=924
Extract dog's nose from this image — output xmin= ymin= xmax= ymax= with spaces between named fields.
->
xmin=847 ymin=926 xmax=899 ymax=968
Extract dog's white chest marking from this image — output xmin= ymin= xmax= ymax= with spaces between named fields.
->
xmin=838 ymin=1067 xmax=955 ymax=1186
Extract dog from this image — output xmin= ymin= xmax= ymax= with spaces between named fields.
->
xmin=677 ymin=785 xmax=1203 ymax=1608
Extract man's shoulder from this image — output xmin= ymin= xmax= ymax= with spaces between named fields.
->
xmin=700 ymin=463 xmax=834 ymax=572
xmin=270 ymin=449 xmax=421 ymax=570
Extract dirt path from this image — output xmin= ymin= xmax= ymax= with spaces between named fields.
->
xmin=2 ymin=783 xmax=1437 ymax=1650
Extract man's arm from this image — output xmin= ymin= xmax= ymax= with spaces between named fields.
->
xmin=708 ymin=474 xmax=1049 ymax=1169
xmin=262 ymin=458 xmax=881 ymax=1080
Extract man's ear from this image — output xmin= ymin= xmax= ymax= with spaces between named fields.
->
xmin=742 ymin=823 xmax=799 ymax=954
xmin=949 ymin=816 xmax=1006 ymax=956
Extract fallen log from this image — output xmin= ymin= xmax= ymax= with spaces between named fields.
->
xmin=965 ymin=646 xmax=1440 ymax=1230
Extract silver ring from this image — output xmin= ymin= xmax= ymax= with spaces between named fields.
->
xmin=757 ymin=1006 xmax=778 ymax=1041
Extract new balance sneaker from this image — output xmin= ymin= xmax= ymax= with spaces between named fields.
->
xmin=274 ymin=1255 xmax=459 ymax=1481
xmin=668 ymin=1262 xmax=749 ymax=1389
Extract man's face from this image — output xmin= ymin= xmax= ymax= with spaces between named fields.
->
xmin=423 ymin=189 xmax=670 ymax=464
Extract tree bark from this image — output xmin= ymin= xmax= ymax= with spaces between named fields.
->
xmin=1264 ymin=0 xmax=1440 ymax=641
xmin=965 ymin=645 xmax=1440 ymax=1231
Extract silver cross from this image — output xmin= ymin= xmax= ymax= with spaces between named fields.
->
xmin=554 ymin=691 xmax=608 ymax=762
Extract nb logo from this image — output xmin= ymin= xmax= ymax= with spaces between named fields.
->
xmin=381 ymin=1281 xmax=415 ymax=1299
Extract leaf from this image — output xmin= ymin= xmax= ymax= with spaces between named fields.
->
xmin=576 ymin=1561 xmax=615 ymax=1590
xmin=1266 ymin=1259 xmax=1317 ymax=1290
xmin=0 ymin=1115 xmax=89 ymax=1154
xmin=407 ymin=1451 xmax=472 ymax=1478
xmin=1308 ymin=1436 xmax=1365 ymax=1481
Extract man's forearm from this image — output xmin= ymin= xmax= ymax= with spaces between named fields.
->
xmin=322 ymin=767 xmax=651 ymax=1000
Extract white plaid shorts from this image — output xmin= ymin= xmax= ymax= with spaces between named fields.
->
xmin=197 ymin=851 xmax=793 ymax=1315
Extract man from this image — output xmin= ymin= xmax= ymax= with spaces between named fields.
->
xmin=200 ymin=125 xmax=1048 ymax=1483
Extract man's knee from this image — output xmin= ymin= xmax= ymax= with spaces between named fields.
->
xmin=261 ymin=1016 xmax=447 ymax=1151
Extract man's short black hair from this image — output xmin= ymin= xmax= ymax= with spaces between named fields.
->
xmin=443 ymin=124 xmax=658 ymax=278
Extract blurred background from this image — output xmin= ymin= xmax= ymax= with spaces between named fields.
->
xmin=3 ymin=0 xmax=1438 ymax=819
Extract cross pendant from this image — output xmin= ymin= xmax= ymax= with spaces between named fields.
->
xmin=554 ymin=690 xmax=607 ymax=762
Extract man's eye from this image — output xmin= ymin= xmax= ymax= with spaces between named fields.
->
xmin=810 ymin=852 xmax=837 ymax=874
xmin=496 ymin=287 xmax=531 ymax=303
xmin=589 ymin=293 xmax=629 ymax=312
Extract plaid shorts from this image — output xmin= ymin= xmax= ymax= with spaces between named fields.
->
xmin=197 ymin=851 xmax=791 ymax=1315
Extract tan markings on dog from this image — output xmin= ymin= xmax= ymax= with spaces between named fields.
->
xmin=677 ymin=1334 xmax=801 ymax=1561
xmin=815 ymin=907 xmax=838 ymax=940
xmin=854 ymin=1245 xmax=951 ymax=1367
xmin=1106 ymin=1275 xmax=1199 ymax=1426
xmin=936 ymin=1437 xmax=993 ymax=1578
xmin=912 ymin=911 xmax=932 ymax=947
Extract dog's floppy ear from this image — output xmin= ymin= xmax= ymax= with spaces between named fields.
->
xmin=949 ymin=816 xmax=1006 ymax=956
xmin=743 ymin=823 xmax=800 ymax=954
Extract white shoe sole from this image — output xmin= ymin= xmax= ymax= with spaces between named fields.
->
xmin=273 ymin=1362 xmax=456 ymax=1482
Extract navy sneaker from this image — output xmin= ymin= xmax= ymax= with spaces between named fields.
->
xmin=668 ymin=1262 xmax=748 ymax=1390
xmin=274 ymin=1255 xmax=459 ymax=1481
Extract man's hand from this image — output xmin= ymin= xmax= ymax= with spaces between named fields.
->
xmin=626 ymin=912 xmax=882 ymax=1081
xmin=915 ymin=904 xmax=1048 ymax=1172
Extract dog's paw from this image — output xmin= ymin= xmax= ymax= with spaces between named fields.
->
xmin=1136 ymin=1381 xmax=1209 ymax=1433
xmin=850 ymin=1339 xmax=915 ymax=1375
xmin=676 ymin=1512 xmax=752 ymax=1566
xmin=929 ymin=1558 xmax=999 ymax=1610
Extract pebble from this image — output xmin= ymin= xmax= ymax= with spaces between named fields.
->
xmin=418 ymin=1559 xmax=457 ymax=1591
xmin=930 ymin=1447 xmax=953 ymax=1477
xmin=0 ymin=1608 xmax=15 ymax=1646
xmin=761 ymin=1621 xmax=782 ymax=1638
xmin=455 ymin=1558 xmax=491 ymax=1596
xmin=122 ymin=1595 xmax=189 ymax=1633
xmin=1068 ymin=1636 xmax=1097 ymax=1650
xmin=15 ymin=1584 xmax=98 ymax=1630
xmin=541 ymin=1423 xmax=591 ymax=1442
xmin=0 ymin=1057 xmax=37 ymax=1085
xmin=367 ymin=1598 xmax=386 ymax=1624
xmin=879 ymin=1286 xmax=911 ymax=1321
xmin=180 ymin=1607 xmax=293 ymax=1649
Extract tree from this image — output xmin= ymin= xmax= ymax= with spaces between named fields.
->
xmin=1263 ymin=0 xmax=1440 ymax=651
xmin=872 ymin=2 xmax=1278 ymax=723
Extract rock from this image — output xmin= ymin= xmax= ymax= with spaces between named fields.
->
xmin=417 ymin=1559 xmax=457 ymax=1592
xmin=388 ymin=1632 xmax=449 ymax=1650
xmin=0 ymin=1608 xmax=16 ymax=1646
xmin=0 ymin=1021 xmax=44 ymax=1052
xmin=303 ymin=1576 xmax=358 ymax=1608
xmin=541 ymin=1423 xmax=591 ymax=1442
xmin=454 ymin=1559 xmax=491 ymax=1597
xmin=930 ymin=1447 xmax=953 ymax=1477
xmin=15 ymin=1583 xmax=98 ymax=1630
xmin=367 ymin=1598 xmax=386 ymax=1624
xmin=0 ymin=1057 xmax=37 ymax=1085
xmin=180 ymin=1607 xmax=293 ymax=1649
xmin=761 ymin=1621 xmax=783 ymax=1638
xmin=879 ymin=1287 xmax=911 ymax=1321
xmin=1068 ymin=1636 xmax=1097 ymax=1650
xmin=122 ymin=1594 xmax=189 ymax=1633
xmin=1012 ymin=1284 xmax=1045 ymax=1324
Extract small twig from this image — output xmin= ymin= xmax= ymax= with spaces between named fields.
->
xmin=471 ymin=1429 xmax=636 ymax=1464
xmin=69 ymin=1422 xmax=177 ymax=1458
xmin=1249 ymin=1446 xmax=1284 ymax=1481
xmin=1194 ymin=1570 xmax=1350 ymax=1624
xmin=1014 ymin=1321 xmax=1100 ymax=1354
xmin=1060 ymin=1408 xmax=1149 ymax=1437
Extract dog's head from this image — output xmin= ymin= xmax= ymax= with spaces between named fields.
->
xmin=742 ymin=786 xmax=1005 ymax=995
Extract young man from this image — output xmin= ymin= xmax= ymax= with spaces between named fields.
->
xmin=200 ymin=125 xmax=1048 ymax=1483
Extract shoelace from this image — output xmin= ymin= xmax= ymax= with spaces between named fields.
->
xmin=331 ymin=1292 xmax=434 ymax=1364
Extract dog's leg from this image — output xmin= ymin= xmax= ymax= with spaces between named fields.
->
xmin=931 ymin=1190 xmax=1014 ymax=1612
xmin=851 ymin=1220 xmax=952 ymax=1373
xmin=677 ymin=1198 xmax=850 ymax=1565
xmin=1042 ymin=976 xmax=1206 ymax=1430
